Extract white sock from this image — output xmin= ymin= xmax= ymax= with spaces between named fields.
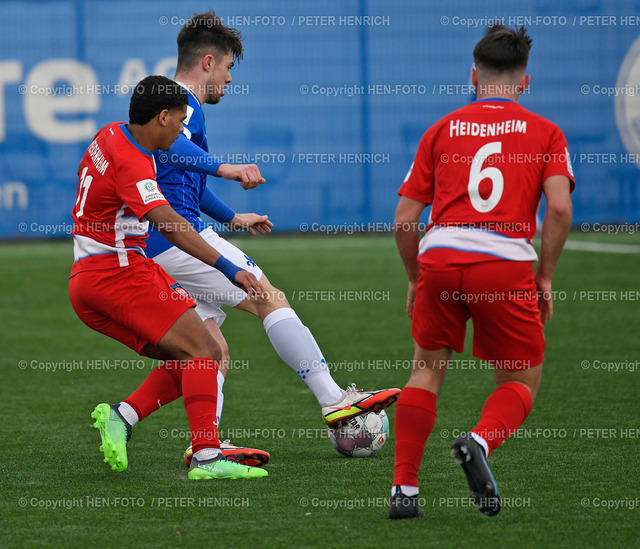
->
xmin=470 ymin=432 xmax=490 ymax=457
xmin=193 ymin=448 xmax=222 ymax=461
xmin=391 ymin=485 xmax=419 ymax=497
xmin=117 ymin=401 xmax=139 ymax=427
xmin=263 ymin=308 xmax=343 ymax=406
xmin=216 ymin=370 xmax=225 ymax=426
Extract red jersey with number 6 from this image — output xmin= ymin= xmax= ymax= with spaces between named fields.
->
xmin=71 ymin=122 xmax=169 ymax=274
xmin=399 ymin=99 xmax=575 ymax=268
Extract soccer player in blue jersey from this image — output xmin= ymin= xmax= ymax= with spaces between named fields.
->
xmin=145 ymin=10 xmax=400 ymax=464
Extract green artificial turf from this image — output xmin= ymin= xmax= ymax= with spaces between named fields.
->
xmin=1 ymin=233 xmax=638 ymax=548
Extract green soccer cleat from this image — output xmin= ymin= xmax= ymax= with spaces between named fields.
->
xmin=183 ymin=440 xmax=271 ymax=468
xmin=188 ymin=455 xmax=269 ymax=480
xmin=91 ymin=403 xmax=131 ymax=472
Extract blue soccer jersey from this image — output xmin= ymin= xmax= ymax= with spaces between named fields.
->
xmin=145 ymin=83 xmax=233 ymax=257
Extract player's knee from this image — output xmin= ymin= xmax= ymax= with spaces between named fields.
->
xmin=527 ymin=377 xmax=541 ymax=402
xmin=407 ymin=363 xmax=447 ymax=393
xmin=183 ymin=336 xmax=221 ymax=362
xmin=238 ymin=288 xmax=289 ymax=318
xmin=266 ymin=284 xmax=289 ymax=307
xmin=218 ymin=337 xmax=229 ymax=360
xmin=218 ymin=340 xmax=230 ymax=375
xmin=524 ymin=365 xmax=542 ymax=401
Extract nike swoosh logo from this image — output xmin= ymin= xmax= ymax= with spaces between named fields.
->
xmin=327 ymin=404 xmax=359 ymax=412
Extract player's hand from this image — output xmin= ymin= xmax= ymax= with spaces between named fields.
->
xmin=234 ymin=270 xmax=269 ymax=300
xmin=227 ymin=213 xmax=274 ymax=235
xmin=217 ymin=163 xmax=266 ymax=190
xmin=406 ymin=280 xmax=417 ymax=318
xmin=535 ymin=275 xmax=553 ymax=323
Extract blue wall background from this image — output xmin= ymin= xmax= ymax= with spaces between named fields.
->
xmin=1 ymin=0 xmax=640 ymax=238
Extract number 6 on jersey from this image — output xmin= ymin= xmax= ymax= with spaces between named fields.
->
xmin=467 ymin=141 xmax=503 ymax=213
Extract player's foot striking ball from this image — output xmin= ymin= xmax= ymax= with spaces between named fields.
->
xmin=184 ymin=441 xmax=271 ymax=468
xmin=188 ymin=455 xmax=269 ymax=480
xmin=450 ymin=433 xmax=501 ymax=516
xmin=388 ymin=487 xmax=425 ymax=519
xmin=322 ymin=384 xmax=400 ymax=428
xmin=91 ymin=403 xmax=132 ymax=472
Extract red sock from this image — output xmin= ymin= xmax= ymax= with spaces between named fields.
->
xmin=393 ymin=387 xmax=437 ymax=487
xmin=182 ymin=358 xmax=220 ymax=453
xmin=471 ymin=381 xmax=533 ymax=456
xmin=124 ymin=360 xmax=184 ymax=420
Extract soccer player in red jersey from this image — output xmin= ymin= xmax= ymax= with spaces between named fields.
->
xmin=389 ymin=27 xmax=574 ymax=518
xmin=70 ymin=75 xmax=268 ymax=480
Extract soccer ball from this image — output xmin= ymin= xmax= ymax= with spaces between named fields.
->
xmin=327 ymin=410 xmax=389 ymax=457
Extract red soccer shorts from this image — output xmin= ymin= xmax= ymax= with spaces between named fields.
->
xmin=411 ymin=260 xmax=544 ymax=368
xmin=69 ymin=255 xmax=196 ymax=355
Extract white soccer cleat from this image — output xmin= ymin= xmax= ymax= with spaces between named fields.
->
xmin=322 ymin=383 xmax=401 ymax=428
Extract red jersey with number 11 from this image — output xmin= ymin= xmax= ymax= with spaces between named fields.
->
xmin=399 ymin=99 xmax=575 ymax=268
xmin=71 ymin=122 xmax=169 ymax=275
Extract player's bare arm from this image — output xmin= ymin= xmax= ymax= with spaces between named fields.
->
xmin=226 ymin=212 xmax=274 ymax=235
xmin=536 ymin=174 xmax=573 ymax=323
xmin=394 ymin=195 xmax=427 ymax=318
xmin=217 ymin=163 xmax=266 ymax=190
xmin=145 ymin=204 xmax=268 ymax=299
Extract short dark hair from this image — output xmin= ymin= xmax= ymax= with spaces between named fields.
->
xmin=485 ymin=23 xmax=508 ymax=36
xmin=473 ymin=26 xmax=532 ymax=72
xmin=176 ymin=10 xmax=243 ymax=72
xmin=128 ymin=75 xmax=188 ymax=125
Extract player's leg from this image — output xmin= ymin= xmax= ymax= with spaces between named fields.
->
xmin=70 ymin=266 xmax=199 ymax=472
xmin=204 ymin=318 xmax=229 ymax=424
xmin=117 ymin=274 xmax=221 ymax=431
xmin=148 ymin=245 xmax=271 ymax=467
xmin=148 ymin=307 xmax=265 ymax=480
xmin=468 ymin=365 xmax=540 ymax=458
xmin=236 ymin=274 xmax=401 ymax=426
xmin=234 ymin=274 xmax=345 ymax=407
xmin=72 ymin=262 xmax=265 ymax=479
xmin=390 ymin=267 xmax=468 ymax=519
xmin=389 ymin=344 xmax=451 ymax=519
xmin=451 ymin=366 xmax=538 ymax=517
xmin=451 ymin=260 xmax=543 ymax=516
xmin=495 ymin=363 xmax=542 ymax=400
xmin=181 ymin=317 xmax=271 ymax=467
xmin=84 ymin=272 xmax=224 ymax=472
xmin=154 ymin=228 xmax=399 ymax=424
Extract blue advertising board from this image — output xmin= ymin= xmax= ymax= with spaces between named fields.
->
xmin=0 ymin=0 xmax=638 ymax=238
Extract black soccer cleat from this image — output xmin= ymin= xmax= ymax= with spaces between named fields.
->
xmin=388 ymin=487 xmax=425 ymax=519
xmin=450 ymin=433 xmax=501 ymax=516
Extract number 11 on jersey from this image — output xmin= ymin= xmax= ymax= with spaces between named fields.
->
xmin=76 ymin=166 xmax=93 ymax=218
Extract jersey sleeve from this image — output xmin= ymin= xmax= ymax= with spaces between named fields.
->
xmin=542 ymin=125 xmax=575 ymax=192
xmin=398 ymin=129 xmax=435 ymax=205
xmin=200 ymin=186 xmax=235 ymax=222
xmin=165 ymin=132 xmax=224 ymax=176
xmin=116 ymin=158 xmax=169 ymax=220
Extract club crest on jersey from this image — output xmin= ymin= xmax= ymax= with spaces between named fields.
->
xmin=244 ymin=254 xmax=257 ymax=267
xmin=169 ymin=283 xmax=191 ymax=299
